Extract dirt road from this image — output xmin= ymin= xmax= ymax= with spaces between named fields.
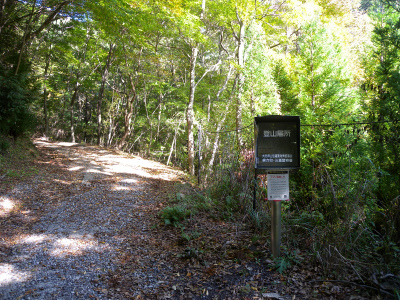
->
xmin=0 ymin=139 xmax=187 ymax=299
xmin=1 ymin=139 xmax=339 ymax=300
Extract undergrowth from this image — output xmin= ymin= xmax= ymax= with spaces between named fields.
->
xmin=160 ymin=145 xmax=400 ymax=297
xmin=0 ymin=135 xmax=39 ymax=191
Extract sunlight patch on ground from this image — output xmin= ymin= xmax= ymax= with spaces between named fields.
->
xmin=86 ymin=151 xmax=185 ymax=182
xmin=120 ymin=178 xmax=138 ymax=184
xmin=0 ymin=264 xmax=30 ymax=286
xmin=50 ymin=237 xmax=110 ymax=258
xmin=56 ymin=142 xmax=78 ymax=147
xmin=52 ymin=179 xmax=72 ymax=185
xmin=14 ymin=234 xmax=111 ymax=258
xmin=68 ymin=166 xmax=84 ymax=171
xmin=104 ymin=164 xmax=150 ymax=177
xmin=0 ymin=196 xmax=16 ymax=216
xmin=112 ymin=178 xmax=141 ymax=191
xmin=85 ymin=168 xmax=112 ymax=176
xmin=113 ymin=186 xmax=131 ymax=191
xmin=34 ymin=140 xmax=77 ymax=148
xmin=18 ymin=234 xmax=47 ymax=244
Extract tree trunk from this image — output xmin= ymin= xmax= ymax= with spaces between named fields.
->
xmin=43 ymin=52 xmax=51 ymax=137
xmin=97 ymin=43 xmax=114 ymax=145
xmin=70 ymin=82 xmax=79 ymax=143
xmin=0 ymin=0 xmax=7 ymax=35
xmin=156 ymin=93 xmax=164 ymax=140
xmin=143 ymin=83 xmax=153 ymax=154
xmin=117 ymin=47 xmax=142 ymax=150
xmin=235 ymin=17 xmax=245 ymax=148
xmin=83 ymin=94 xmax=91 ymax=142
xmin=187 ymin=46 xmax=198 ymax=176
xmin=15 ymin=0 xmax=36 ymax=75
xmin=208 ymin=67 xmax=235 ymax=175
xmin=107 ymin=92 xmax=120 ymax=147
xmin=118 ymin=94 xmax=135 ymax=150
xmin=167 ymin=123 xmax=179 ymax=166
xmin=250 ymin=87 xmax=255 ymax=117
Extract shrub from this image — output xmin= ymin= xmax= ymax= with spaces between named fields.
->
xmin=160 ymin=205 xmax=192 ymax=226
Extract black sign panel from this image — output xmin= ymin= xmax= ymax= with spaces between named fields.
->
xmin=255 ymin=115 xmax=300 ymax=170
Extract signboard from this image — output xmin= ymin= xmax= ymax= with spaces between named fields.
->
xmin=255 ymin=115 xmax=300 ymax=170
xmin=267 ymin=173 xmax=289 ymax=201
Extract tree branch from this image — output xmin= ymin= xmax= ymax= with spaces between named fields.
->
xmin=194 ymin=59 xmax=222 ymax=89
xmin=24 ymin=1 xmax=71 ymax=44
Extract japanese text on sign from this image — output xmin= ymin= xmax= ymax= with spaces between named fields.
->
xmin=255 ymin=115 xmax=300 ymax=169
xmin=261 ymin=154 xmax=293 ymax=163
xmin=267 ymin=174 xmax=290 ymax=201
xmin=263 ymin=130 xmax=291 ymax=138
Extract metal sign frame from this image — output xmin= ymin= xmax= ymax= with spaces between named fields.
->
xmin=253 ymin=115 xmax=300 ymax=258
xmin=254 ymin=115 xmax=300 ymax=172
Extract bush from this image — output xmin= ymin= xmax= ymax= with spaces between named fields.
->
xmin=0 ymin=58 xmax=38 ymax=139
xmin=0 ymin=138 xmax=10 ymax=152
xmin=160 ymin=205 xmax=192 ymax=226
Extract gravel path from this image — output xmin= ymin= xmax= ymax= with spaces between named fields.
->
xmin=2 ymin=139 xmax=367 ymax=300
xmin=0 ymin=139 xmax=185 ymax=299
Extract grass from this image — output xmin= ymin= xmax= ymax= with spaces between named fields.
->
xmin=0 ymin=135 xmax=40 ymax=192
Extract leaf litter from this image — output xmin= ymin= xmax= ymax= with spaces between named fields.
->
xmin=0 ymin=138 xmax=380 ymax=299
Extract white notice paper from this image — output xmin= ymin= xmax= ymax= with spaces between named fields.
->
xmin=267 ymin=174 xmax=289 ymax=201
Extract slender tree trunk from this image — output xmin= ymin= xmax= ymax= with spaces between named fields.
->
xmin=310 ymin=45 xmax=315 ymax=109
xmin=97 ymin=43 xmax=114 ymax=145
xmin=156 ymin=93 xmax=164 ymax=140
xmin=118 ymin=94 xmax=135 ymax=150
xmin=250 ymin=87 xmax=255 ymax=117
xmin=70 ymin=82 xmax=79 ymax=143
xmin=43 ymin=85 xmax=48 ymax=136
xmin=117 ymin=47 xmax=142 ymax=150
xmin=235 ymin=15 xmax=245 ymax=148
xmin=208 ymin=67 xmax=235 ymax=173
xmin=143 ymin=83 xmax=153 ymax=154
xmin=207 ymin=94 xmax=211 ymax=122
xmin=83 ymin=94 xmax=91 ymax=142
xmin=187 ymin=46 xmax=198 ymax=176
xmin=167 ymin=124 xmax=179 ymax=166
xmin=15 ymin=0 xmax=36 ymax=75
xmin=0 ymin=0 xmax=7 ymax=35
xmin=107 ymin=92 xmax=120 ymax=147
xmin=43 ymin=53 xmax=51 ymax=137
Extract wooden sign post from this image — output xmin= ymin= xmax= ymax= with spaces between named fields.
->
xmin=254 ymin=116 xmax=300 ymax=258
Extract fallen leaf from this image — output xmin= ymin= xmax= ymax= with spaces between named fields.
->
xmin=262 ymin=292 xmax=285 ymax=299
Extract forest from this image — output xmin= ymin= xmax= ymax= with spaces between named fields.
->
xmin=1 ymin=0 xmax=400 ymax=295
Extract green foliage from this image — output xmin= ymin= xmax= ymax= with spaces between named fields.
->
xmin=1 ymin=0 xmax=399 ymax=287
xmin=248 ymin=209 xmax=270 ymax=234
xmin=362 ymin=0 xmax=400 ymax=202
xmin=273 ymin=62 xmax=299 ymax=113
xmin=207 ymin=173 xmax=245 ymax=220
xmin=271 ymin=250 xmax=302 ymax=274
xmin=159 ymin=205 xmax=192 ymax=226
xmin=0 ymin=136 xmax=39 ymax=185
xmin=181 ymin=230 xmax=201 ymax=242
xmin=0 ymin=138 xmax=10 ymax=152
xmin=280 ymin=19 xmax=356 ymax=124
xmin=179 ymin=247 xmax=204 ymax=260
xmin=0 ymin=59 xmax=37 ymax=139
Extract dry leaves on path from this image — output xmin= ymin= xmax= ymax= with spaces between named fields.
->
xmin=0 ymin=139 xmax=380 ymax=300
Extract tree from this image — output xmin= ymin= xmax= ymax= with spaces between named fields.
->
xmin=0 ymin=0 xmax=89 ymax=139
xmin=284 ymin=20 xmax=355 ymax=124
xmin=96 ymin=42 xmax=115 ymax=146
xmin=362 ymin=0 xmax=400 ymax=200
xmin=208 ymin=0 xmax=286 ymax=147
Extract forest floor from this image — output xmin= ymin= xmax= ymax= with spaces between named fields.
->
xmin=0 ymin=138 xmax=379 ymax=299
